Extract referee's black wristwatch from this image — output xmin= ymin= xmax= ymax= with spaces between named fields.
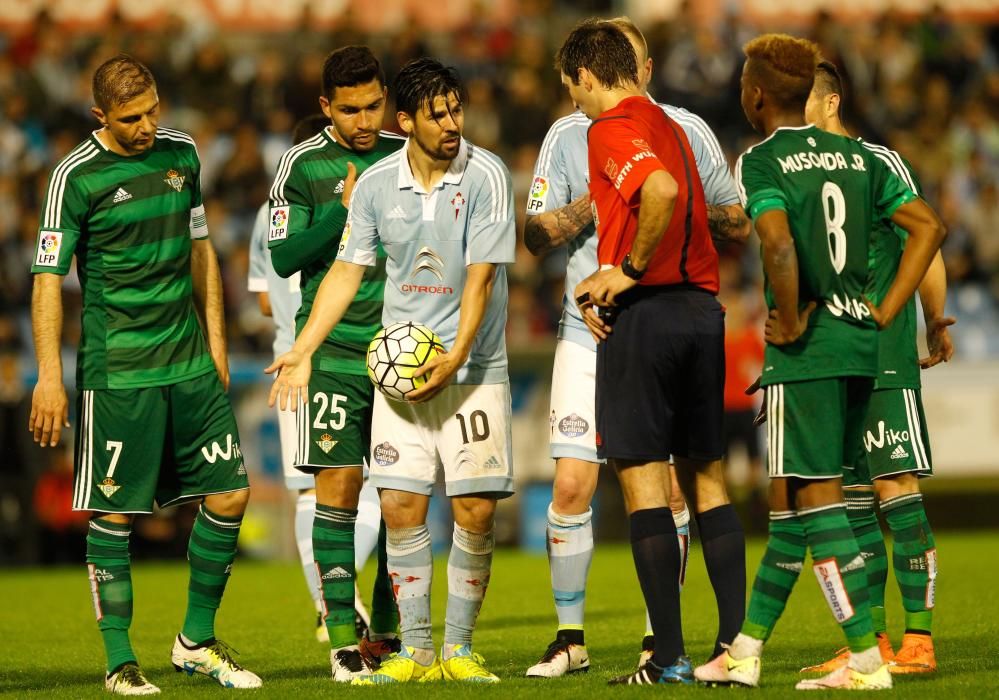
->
xmin=621 ymin=252 xmax=646 ymax=281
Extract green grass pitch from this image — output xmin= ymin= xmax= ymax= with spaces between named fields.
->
xmin=3 ymin=532 xmax=998 ymax=697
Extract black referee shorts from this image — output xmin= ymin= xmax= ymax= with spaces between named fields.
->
xmin=595 ymin=284 xmax=725 ymax=463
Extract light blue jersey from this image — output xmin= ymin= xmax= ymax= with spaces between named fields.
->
xmin=527 ymin=101 xmax=739 ymax=349
xmin=248 ymin=202 xmax=301 ymax=356
xmin=337 ymin=138 xmax=515 ymax=385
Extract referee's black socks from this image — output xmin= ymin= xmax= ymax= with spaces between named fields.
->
xmin=696 ymin=504 xmax=747 ymax=659
xmin=629 ymin=507 xmax=684 ymax=666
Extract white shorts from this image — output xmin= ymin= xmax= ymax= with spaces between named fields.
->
xmin=278 ymin=406 xmax=314 ymax=490
xmin=550 ymin=338 xmax=603 ymax=463
xmin=369 ymin=382 xmax=514 ymax=498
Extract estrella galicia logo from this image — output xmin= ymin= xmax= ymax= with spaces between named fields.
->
xmin=373 ymin=442 xmax=399 ymax=466
xmin=559 ymin=413 xmax=589 ymax=438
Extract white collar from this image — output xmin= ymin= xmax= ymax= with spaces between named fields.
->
xmin=397 ymin=137 xmax=469 ymax=193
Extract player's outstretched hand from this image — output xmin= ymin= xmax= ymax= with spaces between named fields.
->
xmin=408 ymin=349 xmax=460 ymax=404
xmin=29 ymin=379 xmax=70 ymax=447
xmin=920 ymin=316 xmax=956 ymax=369
xmin=764 ymin=301 xmax=816 ymax=346
xmin=341 ymin=161 xmax=357 ymax=207
xmin=266 ymin=350 xmax=312 ymax=411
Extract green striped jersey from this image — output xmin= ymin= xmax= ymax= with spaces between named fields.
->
xmin=268 ymin=127 xmax=404 ymax=375
xmin=31 ymin=128 xmax=215 ymax=390
xmin=736 ymin=125 xmax=917 ymax=385
xmin=860 ymin=140 xmax=922 ymax=390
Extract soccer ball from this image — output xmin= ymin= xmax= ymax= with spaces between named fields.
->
xmin=366 ymin=322 xmax=444 ymax=401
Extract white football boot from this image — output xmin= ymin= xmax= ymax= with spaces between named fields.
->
xmin=331 ymin=645 xmax=373 ymax=682
xmin=105 ymin=664 xmax=160 ymax=695
xmin=171 ymin=636 xmax=262 ymax=688
xmin=526 ymin=639 xmax=590 ymax=677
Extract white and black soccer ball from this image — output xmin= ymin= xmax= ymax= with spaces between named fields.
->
xmin=366 ymin=322 xmax=444 ymax=401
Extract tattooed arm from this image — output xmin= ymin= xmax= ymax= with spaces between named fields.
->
xmin=707 ymin=203 xmax=751 ymax=244
xmin=523 ymin=193 xmax=593 ymax=256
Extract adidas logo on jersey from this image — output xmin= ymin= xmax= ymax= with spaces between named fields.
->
xmin=483 ymin=455 xmax=502 ymax=470
xmin=333 ymin=180 xmax=345 ymax=194
xmin=322 ymin=566 xmax=351 ymax=580
xmin=890 ymin=444 xmax=910 ymax=460
xmin=112 ymin=187 xmax=132 ymax=203
xmin=387 ymin=205 xmax=406 ymax=220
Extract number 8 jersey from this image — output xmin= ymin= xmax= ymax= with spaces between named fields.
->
xmin=736 ymin=125 xmax=917 ymax=385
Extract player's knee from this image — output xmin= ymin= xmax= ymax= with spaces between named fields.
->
xmin=452 ymin=497 xmax=496 ymax=533
xmin=93 ymin=512 xmax=133 ymax=527
xmin=874 ymin=473 xmax=920 ymax=501
xmin=315 ymin=468 xmax=363 ymax=507
xmin=379 ymin=491 xmax=428 ymax=529
xmin=552 ymin=474 xmax=593 ymax=513
xmin=204 ymin=488 xmax=250 ymax=517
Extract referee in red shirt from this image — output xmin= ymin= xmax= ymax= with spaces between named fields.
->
xmin=556 ymin=20 xmax=744 ymax=685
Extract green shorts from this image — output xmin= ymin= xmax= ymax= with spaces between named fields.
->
xmin=845 ymin=387 xmax=933 ymax=487
xmin=294 ymin=371 xmax=372 ymax=471
xmin=72 ymin=371 xmax=248 ymax=514
xmin=765 ymin=377 xmax=873 ymax=479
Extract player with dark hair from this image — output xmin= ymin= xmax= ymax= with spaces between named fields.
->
xmin=799 ymin=59 xmax=950 ymax=677
xmin=526 ymin=16 xmax=749 ymax=679
xmin=250 ymin=112 xmax=386 ymax=648
xmin=695 ymin=34 xmax=945 ymax=690
xmin=267 ymin=46 xmax=404 ymax=682
xmin=30 ymin=53 xmax=261 ymax=694
xmin=555 ymin=20 xmax=731 ymax=685
xmin=269 ymin=57 xmax=515 ymax=685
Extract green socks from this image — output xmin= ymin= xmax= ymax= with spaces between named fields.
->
xmin=182 ymin=505 xmax=242 ymax=644
xmin=846 ymin=490 xmax=888 ymax=633
xmin=87 ymin=519 xmax=136 ymax=673
xmin=800 ymin=504 xmax=876 ymax=652
xmin=743 ymin=511 xmax=806 ymax=642
xmin=882 ymin=493 xmax=936 ymax=633
xmin=369 ymin=520 xmax=400 ymax=635
xmin=314 ymin=505 xmax=358 ymax=648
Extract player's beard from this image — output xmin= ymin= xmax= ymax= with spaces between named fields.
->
xmin=343 ymin=129 xmax=379 ymax=153
xmin=415 ymin=130 xmax=460 ymax=162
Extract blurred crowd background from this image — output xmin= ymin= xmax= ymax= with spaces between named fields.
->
xmin=1 ymin=1 xmax=996 ymax=563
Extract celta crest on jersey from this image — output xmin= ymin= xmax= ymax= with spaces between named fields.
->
xmin=451 ymin=191 xmax=465 ymax=220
